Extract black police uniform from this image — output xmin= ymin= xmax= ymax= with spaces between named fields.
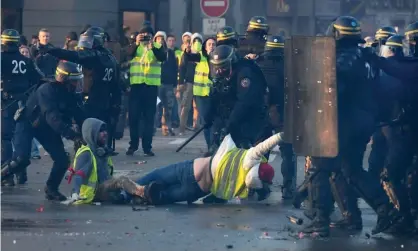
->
xmin=2 ymin=61 xmax=85 ymax=201
xmin=369 ymin=23 xmax=418 ymax=222
xmin=208 ymin=45 xmax=267 ymax=150
xmin=238 ymin=16 xmax=269 ymax=58
xmin=43 ymin=29 xmax=121 ymax=145
xmin=256 ymin=35 xmax=297 ymax=199
xmin=1 ymin=29 xmax=43 ymax=185
xmin=302 ymin=16 xmax=401 ymax=237
xmin=367 ymin=26 xmax=398 ymax=180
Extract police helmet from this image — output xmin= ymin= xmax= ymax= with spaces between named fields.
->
xmin=1 ymin=29 xmax=20 ymax=46
xmin=326 ymin=16 xmax=364 ymax=43
xmin=265 ymin=35 xmax=285 ymax=52
xmin=55 ymin=61 xmax=83 ymax=83
xmin=247 ymin=16 xmax=269 ymax=34
xmin=216 ymin=26 xmax=238 ymax=47
xmin=210 ymin=45 xmax=237 ymax=80
xmin=86 ymin=26 xmax=105 ymax=46
xmin=379 ymin=35 xmax=404 ymax=58
xmin=405 ymin=21 xmax=418 ymax=57
xmin=374 ymin=26 xmax=397 ymax=45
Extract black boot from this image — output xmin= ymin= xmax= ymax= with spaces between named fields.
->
xmin=372 ymin=204 xmax=404 ymax=235
xmin=16 ymin=170 xmax=28 ymax=185
xmin=44 ymin=186 xmax=67 ymax=201
xmin=301 ymin=213 xmax=330 ymax=237
xmin=330 ymin=212 xmax=363 ymax=230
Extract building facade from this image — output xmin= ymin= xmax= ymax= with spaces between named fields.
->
xmin=1 ymin=0 xmax=169 ymax=45
xmin=2 ymin=0 xmax=417 ymax=47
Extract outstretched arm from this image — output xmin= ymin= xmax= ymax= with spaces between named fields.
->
xmin=243 ymin=132 xmax=284 ymax=169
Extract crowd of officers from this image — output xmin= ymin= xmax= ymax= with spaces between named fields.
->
xmin=1 ymin=14 xmax=418 ymax=238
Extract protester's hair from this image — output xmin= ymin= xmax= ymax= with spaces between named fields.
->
xmin=104 ymin=32 xmax=111 ymax=42
xmin=66 ymin=31 xmax=78 ymax=41
xmin=167 ymin=34 xmax=176 ymax=40
xmin=19 ymin=35 xmax=28 ymax=46
xmin=39 ymin=28 xmax=49 ymax=33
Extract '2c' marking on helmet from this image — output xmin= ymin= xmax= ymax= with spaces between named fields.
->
xmin=240 ymin=78 xmax=251 ymax=88
xmin=351 ymin=21 xmax=357 ymax=27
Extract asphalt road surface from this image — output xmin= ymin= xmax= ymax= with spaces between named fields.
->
xmin=2 ymin=130 xmax=418 ymax=251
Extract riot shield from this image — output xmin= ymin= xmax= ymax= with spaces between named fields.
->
xmin=283 ymin=36 xmax=338 ymax=157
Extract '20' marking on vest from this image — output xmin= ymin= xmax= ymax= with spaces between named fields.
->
xmin=12 ymin=60 xmax=27 ymax=74
xmin=103 ymin=68 xmax=113 ymax=81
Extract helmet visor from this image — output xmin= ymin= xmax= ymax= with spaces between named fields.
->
xmin=379 ymin=45 xmax=394 ymax=58
xmin=77 ymin=35 xmax=94 ymax=49
xmin=210 ymin=60 xmax=232 ymax=80
xmin=403 ymin=37 xmax=415 ymax=57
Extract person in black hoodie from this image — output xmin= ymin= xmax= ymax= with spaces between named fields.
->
xmin=155 ymin=31 xmax=177 ymax=136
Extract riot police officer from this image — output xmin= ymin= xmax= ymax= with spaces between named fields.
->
xmin=301 ymin=16 xmax=402 ymax=237
xmin=373 ymin=26 xmax=397 ymax=52
xmin=1 ymin=29 xmax=43 ymax=186
xmin=239 ymin=16 xmax=269 ymax=58
xmin=207 ymin=44 xmax=267 ymax=151
xmin=216 ymin=26 xmax=239 ymax=48
xmin=256 ymin=35 xmax=297 ymax=199
xmin=368 ymin=26 xmax=398 ymax=179
xmin=41 ymin=27 xmax=121 ymax=153
xmin=367 ymin=21 xmax=418 ymax=223
xmin=1 ymin=61 xmax=85 ymax=201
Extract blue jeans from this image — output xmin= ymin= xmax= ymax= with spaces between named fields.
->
xmin=135 ymin=160 xmax=208 ymax=204
xmin=31 ymin=139 xmax=41 ymax=157
xmin=195 ymin=96 xmax=211 ymax=149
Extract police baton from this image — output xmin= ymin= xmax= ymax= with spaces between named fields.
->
xmin=176 ymin=127 xmax=204 ymax=153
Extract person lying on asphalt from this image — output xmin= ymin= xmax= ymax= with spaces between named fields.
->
xmin=62 ymin=118 xmax=142 ymax=205
xmin=122 ymin=132 xmax=284 ymax=205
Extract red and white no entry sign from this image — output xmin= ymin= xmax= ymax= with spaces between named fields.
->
xmin=200 ymin=0 xmax=229 ymax=18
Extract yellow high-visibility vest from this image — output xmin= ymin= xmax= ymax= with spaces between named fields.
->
xmin=72 ymin=145 xmax=113 ymax=205
xmin=193 ymin=52 xmax=212 ymax=97
xmin=210 ymin=148 xmax=250 ymax=200
xmin=130 ymin=42 xmax=162 ymax=86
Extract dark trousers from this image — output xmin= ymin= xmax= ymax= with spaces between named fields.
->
xmin=128 ymin=84 xmax=158 ymax=152
xmin=195 ymin=96 xmax=211 ymax=148
xmin=381 ymin=124 xmax=418 ymax=214
xmin=136 ymin=160 xmax=208 ymax=204
xmin=368 ymin=130 xmax=387 ymax=178
xmin=311 ymin=112 xmax=389 ymax=219
xmin=1 ymin=101 xmax=18 ymax=164
xmin=13 ymin=119 xmax=69 ymax=190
